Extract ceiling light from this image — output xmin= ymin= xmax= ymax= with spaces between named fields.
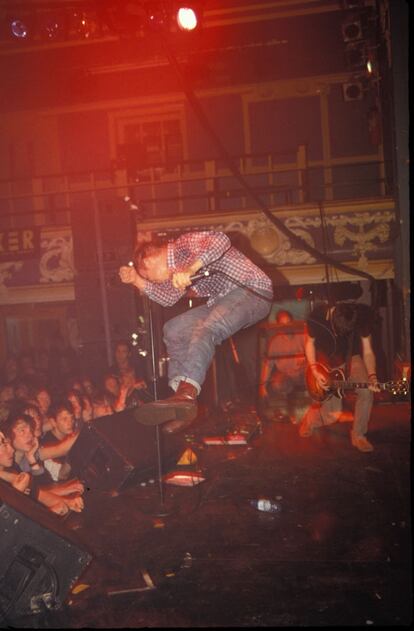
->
xmin=176 ymin=7 xmax=198 ymax=31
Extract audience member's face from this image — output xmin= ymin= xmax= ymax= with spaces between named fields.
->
xmin=115 ymin=345 xmax=130 ymax=366
xmin=0 ymin=432 xmax=14 ymax=468
xmin=15 ymin=383 xmax=30 ymax=400
xmin=276 ymin=313 xmax=293 ymax=326
xmin=105 ymin=375 xmax=119 ymax=396
xmin=53 ymin=409 xmax=75 ymax=437
xmin=0 ymin=385 xmax=14 ymax=404
xmin=11 ymin=420 xmax=36 ymax=453
xmin=67 ymin=393 xmax=82 ymax=417
xmin=82 ymin=379 xmax=94 ymax=396
xmin=36 ymin=389 xmax=51 ymax=414
xmin=24 ymin=407 xmax=43 ymax=437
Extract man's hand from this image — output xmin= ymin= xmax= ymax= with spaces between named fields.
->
xmin=368 ymin=374 xmax=381 ymax=393
xmin=65 ymin=496 xmax=85 ymax=513
xmin=311 ymin=366 xmax=330 ymax=391
xmin=172 ymin=258 xmax=204 ymax=291
xmin=27 ymin=437 xmax=40 ymax=461
xmin=119 ymin=265 xmax=138 ymax=285
xmin=12 ymin=472 xmax=31 ymax=493
xmin=50 ymin=501 xmax=70 ymax=517
xmin=172 ymin=271 xmax=193 ymax=291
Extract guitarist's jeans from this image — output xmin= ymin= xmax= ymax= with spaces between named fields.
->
xmin=302 ymin=355 xmax=373 ymax=437
xmin=163 ymin=288 xmax=272 ymax=394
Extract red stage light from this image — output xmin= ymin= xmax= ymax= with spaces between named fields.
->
xmin=176 ymin=7 xmax=198 ymax=31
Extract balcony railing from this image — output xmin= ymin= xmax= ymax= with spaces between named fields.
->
xmin=0 ymin=146 xmax=394 ymax=229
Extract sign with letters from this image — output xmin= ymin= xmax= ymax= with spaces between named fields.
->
xmin=0 ymin=227 xmax=40 ymax=262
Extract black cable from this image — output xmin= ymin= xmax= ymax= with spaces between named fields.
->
xmin=318 ymin=201 xmax=333 ymax=308
xmin=162 ymin=41 xmax=377 ymax=292
xmin=41 ymin=560 xmax=60 ymax=608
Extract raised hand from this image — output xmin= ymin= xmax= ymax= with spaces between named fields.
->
xmin=119 ymin=265 xmax=138 ymax=285
xmin=27 ymin=436 xmax=40 ymax=461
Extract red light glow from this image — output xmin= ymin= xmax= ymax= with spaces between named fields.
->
xmin=176 ymin=7 xmax=198 ymax=31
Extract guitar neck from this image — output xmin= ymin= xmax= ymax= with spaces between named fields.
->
xmin=331 ymin=381 xmax=384 ymax=390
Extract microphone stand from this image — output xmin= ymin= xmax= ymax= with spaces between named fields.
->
xmin=146 ymin=297 xmax=171 ymax=517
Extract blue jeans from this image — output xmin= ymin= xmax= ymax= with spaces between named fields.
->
xmin=163 ymin=288 xmax=272 ymax=393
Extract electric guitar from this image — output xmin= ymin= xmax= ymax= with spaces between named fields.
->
xmin=306 ymin=362 xmax=409 ymax=402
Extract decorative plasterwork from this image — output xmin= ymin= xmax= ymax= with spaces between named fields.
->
xmin=216 ymin=217 xmax=316 ymax=265
xmin=329 ymin=212 xmax=393 ymax=266
xmin=39 ymin=234 xmax=75 ymax=283
xmin=0 ymin=262 xmax=24 ymax=299
xmin=215 ymin=210 xmax=395 ymax=268
xmin=0 ymin=231 xmax=74 ymax=305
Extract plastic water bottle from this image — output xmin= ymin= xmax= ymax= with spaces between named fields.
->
xmin=181 ymin=552 xmax=192 ymax=569
xmin=249 ymin=498 xmax=281 ymax=513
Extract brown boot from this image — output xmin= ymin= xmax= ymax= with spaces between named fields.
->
xmin=136 ymin=381 xmax=198 ymax=427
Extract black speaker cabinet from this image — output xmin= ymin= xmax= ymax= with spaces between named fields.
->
xmin=68 ymin=409 xmax=184 ymax=492
xmin=0 ymin=480 xmax=92 ymax=621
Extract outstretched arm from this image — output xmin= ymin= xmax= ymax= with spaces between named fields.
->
xmin=259 ymin=357 xmax=274 ymax=398
xmin=305 ymin=332 xmax=329 ymax=390
xmin=39 ymin=431 xmax=80 ymax=460
xmin=361 ymin=335 xmax=381 ymax=392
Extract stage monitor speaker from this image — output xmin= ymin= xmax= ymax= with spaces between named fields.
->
xmin=68 ymin=409 xmax=184 ymax=492
xmin=0 ymin=480 xmax=92 ymax=621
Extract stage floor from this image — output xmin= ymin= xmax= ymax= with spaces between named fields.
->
xmin=11 ymin=399 xmax=412 ymax=628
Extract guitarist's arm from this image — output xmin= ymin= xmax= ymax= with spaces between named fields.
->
xmin=361 ymin=335 xmax=381 ymax=392
xmin=305 ymin=333 xmax=329 ymax=390
xmin=259 ymin=355 xmax=274 ymax=398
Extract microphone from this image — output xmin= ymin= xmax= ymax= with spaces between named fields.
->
xmin=189 ymin=269 xmax=211 ymax=283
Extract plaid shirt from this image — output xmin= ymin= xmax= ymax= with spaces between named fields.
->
xmin=143 ymin=231 xmax=273 ymax=307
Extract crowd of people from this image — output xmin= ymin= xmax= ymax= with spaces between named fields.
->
xmin=0 ymin=340 xmax=150 ymax=517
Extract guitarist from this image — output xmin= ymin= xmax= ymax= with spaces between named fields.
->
xmin=299 ymin=302 xmax=381 ymax=452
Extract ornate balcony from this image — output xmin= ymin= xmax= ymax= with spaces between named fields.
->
xmin=0 ymin=147 xmax=396 ymax=304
